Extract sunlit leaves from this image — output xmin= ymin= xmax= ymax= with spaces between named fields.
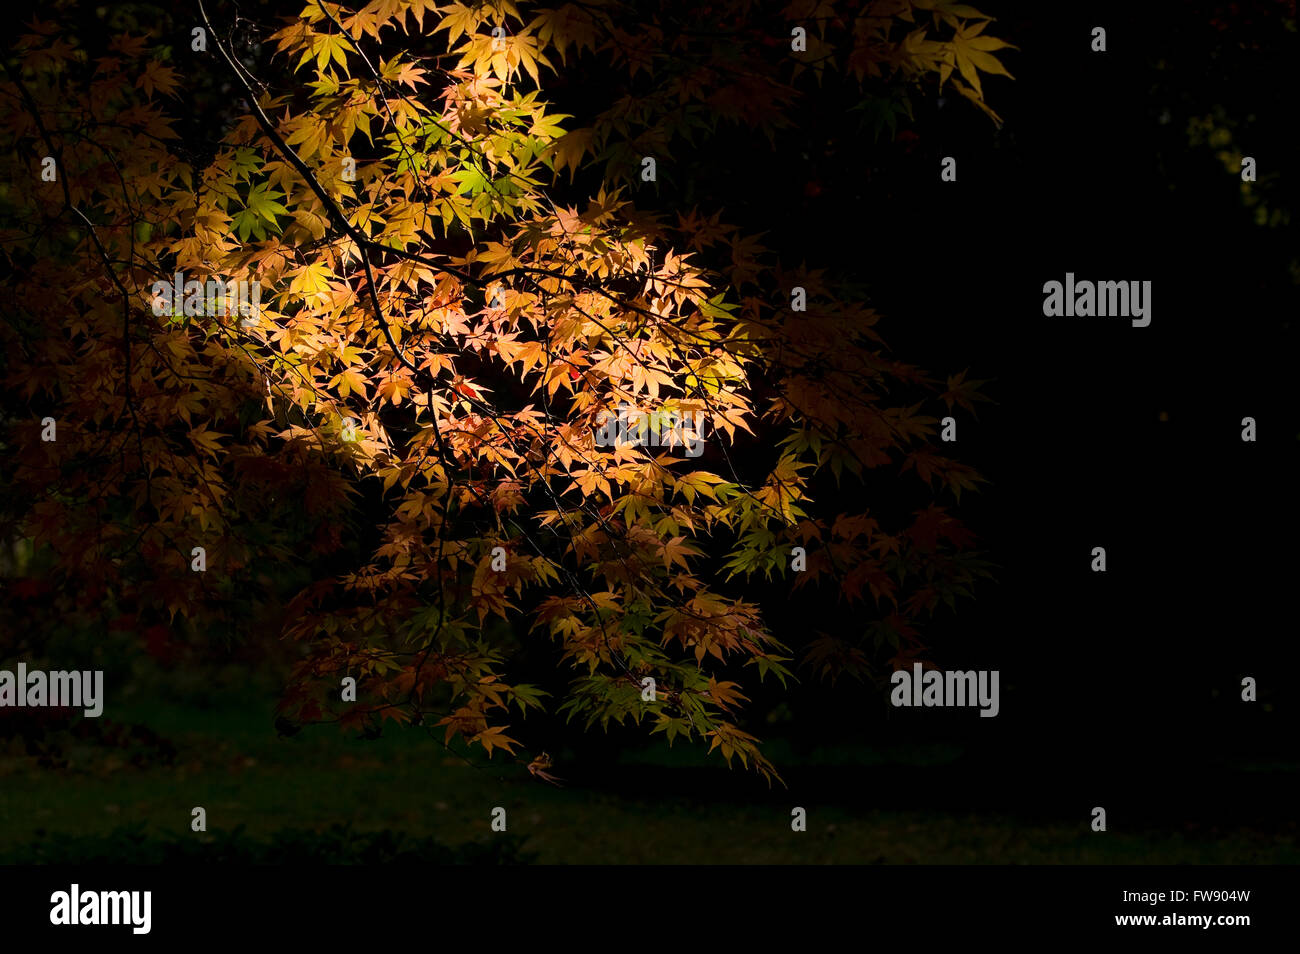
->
xmin=231 ymin=182 xmax=289 ymax=241
xmin=0 ymin=0 xmax=997 ymax=788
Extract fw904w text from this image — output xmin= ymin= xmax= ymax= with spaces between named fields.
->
xmin=1122 ymin=890 xmax=1250 ymax=905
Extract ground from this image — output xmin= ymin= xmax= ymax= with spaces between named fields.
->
xmin=1 ymin=691 xmax=1292 ymax=864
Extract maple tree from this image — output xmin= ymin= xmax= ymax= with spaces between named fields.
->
xmin=0 ymin=0 xmax=1011 ymax=783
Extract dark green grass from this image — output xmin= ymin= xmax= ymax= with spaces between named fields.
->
xmin=1 ymin=694 xmax=1293 ymax=863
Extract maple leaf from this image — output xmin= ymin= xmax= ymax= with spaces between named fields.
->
xmin=136 ymin=61 xmax=181 ymax=99
xmin=949 ymin=19 xmax=1016 ymax=100
xmin=471 ymin=725 xmax=520 ymax=758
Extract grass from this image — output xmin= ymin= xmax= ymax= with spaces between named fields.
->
xmin=1 ymin=692 xmax=1294 ymax=863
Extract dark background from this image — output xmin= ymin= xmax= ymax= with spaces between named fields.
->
xmin=758 ymin=0 xmax=1300 ymax=828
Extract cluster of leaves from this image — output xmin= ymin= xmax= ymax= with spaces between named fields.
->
xmin=1185 ymin=110 xmax=1289 ymax=228
xmin=0 ymin=0 xmax=1010 ymax=783
xmin=538 ymin=0 xmax=1017 ymax=185
xmin=1136 ymin=1 xmax=1298 ymax=283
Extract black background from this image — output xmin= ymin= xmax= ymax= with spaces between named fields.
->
xmin=844 ymin=0 xmax=1299 ymax=827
